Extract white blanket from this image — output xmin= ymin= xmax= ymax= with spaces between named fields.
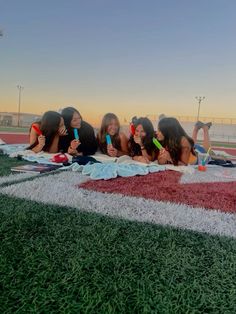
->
xmin=0 ymin=144 xmax=200 ymax=180
xmin=61 ymin=154 xmax=195 ymax=180
xmin=0 ymin=144 xmax=72 ymax=165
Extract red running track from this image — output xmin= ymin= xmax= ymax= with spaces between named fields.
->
xmin=212 ymin=146 xmax=236 ymax=156
xmin=0 ymin=133 xmax=29 ymax=144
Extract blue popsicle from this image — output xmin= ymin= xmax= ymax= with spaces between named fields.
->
xmin=106 ymin=134 xmax=112 ymax=145
xmin=74 ymin=128 xmax=79 ymax=140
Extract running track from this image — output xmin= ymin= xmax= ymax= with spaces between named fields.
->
xmin=0 ymin=132 xmax=29 ymax=144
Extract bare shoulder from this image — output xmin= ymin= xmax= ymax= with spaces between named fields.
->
xmin=30 ymin=122 xmax=40 ymax=132
xmin=119 ymin=132 xmax=128 ymax=140
xmin=181 ymin=136 xmax=191 ymax=148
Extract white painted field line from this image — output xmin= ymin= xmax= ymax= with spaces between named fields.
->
xmin=1 ymin=172 xmax=236 ymax=239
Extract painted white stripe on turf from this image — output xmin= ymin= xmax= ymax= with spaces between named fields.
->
xmin=180 ymin=166 xmax=236 ymax=184
xmin=0 ymin=172 xmax=38 ymax=187
xmin=1 ymin=172 xmax=236 ymax=238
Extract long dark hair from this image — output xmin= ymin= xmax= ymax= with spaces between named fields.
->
xmin=128 ymin=117 xmax=156 ymax=157
xmin=158 ymin=117 xmax=195 ymax=165
xmin=98 ymin=113 xmax=121 ymax=153
xmin=28 ymin=111 xmax=62 ymax=151
xmin=61 ymin=107 xmax=82 ymax=136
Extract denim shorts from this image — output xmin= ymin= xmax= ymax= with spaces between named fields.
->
xmin=194 ymin=144 xmax=207 ymax=154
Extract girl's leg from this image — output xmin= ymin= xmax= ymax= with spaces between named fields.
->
xmin=192 ymin=121 xmax=205 ymax=144
xmin=192 ymin=125 xmax=199 ymax=144
xmin=202 ymin=125 xmax=211 ymax=151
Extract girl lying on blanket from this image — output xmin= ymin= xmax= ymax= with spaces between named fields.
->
xmin=156 ymin=117 xmax=212 ymax=165
xmin=128 ymin=117 xmax=157 ymax=164
xmin=97 ymin=113 xmax=129 ymax=157
xmin=28 ymin=111 xmax=67 ymax=153
xmin=60 ymin=107 xmax=97 ymax=156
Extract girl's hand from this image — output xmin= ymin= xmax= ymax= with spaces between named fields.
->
xmin=38 ymin=135 xmax=45 ymax=148
xmin=107 ymin=145 xmax=118 ymax=157
xmin=158 ymin=148 xmax=172 ymax=163
xmin=58 ymin=126 xmax=68 ymax=136
xmin=134 ymin=135 xmax=142 ymax=146
xmin=70 ymin=139 xmax=81 ymax=150
xmin=135 ymin=156 xmax=150 ymax=164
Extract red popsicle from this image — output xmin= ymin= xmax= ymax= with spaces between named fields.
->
xmin=130 ymin=123 xmax=135 ymax=135
xmin=32 ymin=124 xmax=42 ymax=136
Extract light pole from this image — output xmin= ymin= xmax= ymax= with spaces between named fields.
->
xmin=195 ymin=96 xmax=205 ymax=121
xmin=17 ymin=85 xmax=24 ymax=127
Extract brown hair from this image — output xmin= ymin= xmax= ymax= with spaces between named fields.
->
xmin=27 ymin=111 xmax=62 ymax=151
xmin=97 ymin=113 xmax=121 ymax=153
xmin=158 ymin=117 xmax=195 ymax=165
xmin=128 ymin=117 xmax=156 ymax=158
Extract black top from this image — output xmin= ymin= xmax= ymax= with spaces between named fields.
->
xmin=59 ymin=121 xmax=98 ymax=155
xmin=128 ymin=136 xmax=157 ymax=159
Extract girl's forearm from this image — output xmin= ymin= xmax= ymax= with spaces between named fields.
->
xmin=48 ymin=135 xmax=60 ymax=153
xmin=116 ymin=150 xmax=128 ymax=157
xmin=158 ymin=157 xmax=167 ymax=165
xmin=141 ymin=148 xmax=152 ymax=161
xmin=68 ymin=146 xmax=82 ymax=156
xmin=178 ymin=161 xmax=187 ymax=166
xmin=31 ymin=144 xmax=44 ymax=153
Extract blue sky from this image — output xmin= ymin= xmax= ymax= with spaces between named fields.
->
xmin=1 ymin=0 xmax=236 ymax=124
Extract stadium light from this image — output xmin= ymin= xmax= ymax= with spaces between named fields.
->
xmin=17 ymin=85 xmax=24 ymax=127
xmin=195 ymin=96 xmax=205 ymax=121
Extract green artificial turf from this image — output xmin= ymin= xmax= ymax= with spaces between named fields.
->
xmin=0 ymin=193 xmax=236 ymax=313
xmin=1 ymin=156 xmax=236 ymax=313
xmin=0 ymin=155 xmax=32 ymax=177
xmin=0 ymin=126 xmax=28 ymax=133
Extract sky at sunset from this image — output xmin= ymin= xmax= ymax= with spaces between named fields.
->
xmin=1 ymin=0 xmax=236 ymax=125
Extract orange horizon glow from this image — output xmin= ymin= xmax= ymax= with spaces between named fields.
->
xmin=1 ymin=105 xmax=236 ymax=128
xmin=1 ymin=91 xmax=236 ymax=128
